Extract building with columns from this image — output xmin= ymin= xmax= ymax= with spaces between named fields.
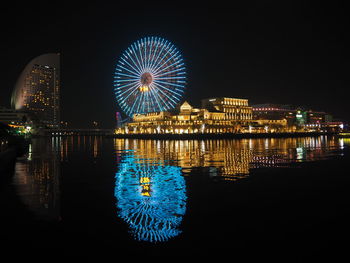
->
xmin=201 ymin=97 xmax=252 ymax=121
xmin=115 ymin=97 xmax=254 ymax=135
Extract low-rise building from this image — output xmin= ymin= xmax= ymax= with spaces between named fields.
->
xmin=201 ymin=97 xmax=252 ymax=121
xmin=252 ymin=103 xmax=336 ymax=132
xmin=0 ymin=107 xmax=30 ymax=126
xmin=116 ymin=98 xmax=253 ymax=135
xmin=252 ymin=104 xmax=296 ymax=126
xmin=115 ymin=98 xmax=342 ymax=135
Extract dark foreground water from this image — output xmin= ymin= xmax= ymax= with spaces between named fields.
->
xmin=1 ymin=136 xmax=350 ymax=260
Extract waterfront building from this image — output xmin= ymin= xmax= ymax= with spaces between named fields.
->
xmin=0 ymin=107 xmax=36 ymax=134
xmin=253 ymin=119 xmax=289 ymax=132
xmin=0 ymin=107 xmax=30 ymax=126
xmin=307 ymin=110 xmax=332 ymax=124
xmin=252 ymin=103 xmax=337 ymax=132
xmin=252 ymin=104 xmax=296 ymax=126
xmin=11 ymin=53 xmax=60 ymax=128
xmin=116 ymin=98 xmax=253 ymax=135
xmin=115 ymin=98 xmax=343 ymax=135
xmin=201 ymin=97 xmax=252 ymax=121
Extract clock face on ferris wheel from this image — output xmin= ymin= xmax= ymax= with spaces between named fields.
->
xmin=113 ymin=37 xmax=186 ymax=117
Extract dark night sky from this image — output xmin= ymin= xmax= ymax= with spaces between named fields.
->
xmin=0 ymin=1 xmax=348 ymax=128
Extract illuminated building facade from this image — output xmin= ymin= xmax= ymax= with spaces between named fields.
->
xmin=116 ymin=98 xmax=253 ymax=135
xmin=201 ymin=97 xmax=252 ymax=121
xmin=11 ymin=53 xmax=60 ymax=128
xmin=115 ymin=98 xmax=343 ymax=135
xmin=252 ymin=104 xmax=296 ymax=125
xmin=0 ymin=107 xmax=30 ymax=126
xmin=307 ymin=110 xmax=332 ymax=123
xmin=252 ymin=103 xmax=340 ymax=132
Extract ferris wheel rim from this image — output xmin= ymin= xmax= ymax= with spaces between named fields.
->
xmin=114 ymin=37 xmax=186 ymax=117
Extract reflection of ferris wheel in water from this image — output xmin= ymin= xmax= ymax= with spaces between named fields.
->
xmin=114 ymin=37 xmax=186 ymax=117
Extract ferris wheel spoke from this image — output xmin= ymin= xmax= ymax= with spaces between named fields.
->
xmin=153 ymin=54 xmax=182 ymax=76
xmin=145 ymin=93 xmax=153 ymax=113
xmin=124 ymin=49 xmax=143 ymax=74
xmin=136 ymin=41 xmax=148 ymax=72
xmin=153 ymin=69 xmax=185 ymax=79
xmin=152 ymin=49 xmax=179 ymax=74
xmin=129 ymin=45 xmax=144 ymax=73
xmin=114 ymin=77 xmax=140 ymax=83
xmin=132 ymin=92 xmax=143 ymax=115
xmin=128 ymin=91 xmax=143 ymax=116
xmin=156 ymin=91 xmax=178 ymax=110
xmin=150 ymin=45 xmax=177 ymax=73
xmin=148 ymin=38 xmax=168 ymax=71
xmin=115 ymin=72 xmax=140 ymax=80
xmin=135 ymin=92 xmax=145 ymax=114
xmin=153 ymin=76 xmax=186 ymax=81
xmin=146 ymin=92 xmax=153 ymax=113
xmin=119 ymin=57 xmax=142 ymax=76
xmin=115 ymin=82 xmax=140 ymax=98
xmin=120 ymin=86 xmax=141 ymax=103
xmin=149 ymin=91 xmax=162 ymax=112
xmin=154 ymin=80 xmax=186 ymax=91
xmin=141 ymin=91 xmax=147 ymax=113
xmin=154 ymin=85 xmax=183 ymax=103
xmin=114 ymin=78 xmax=140 ymax=89
xmin=153 ymin=61 xmax=185 ymax=77
xmin=149 ymin=40 xmax=171 ymax=72
xmin=142 ymin=38 xmax=149 ymax=71
xmin=153 ymin=84 xmax=180 ymax=107
xmin=136 ymin=40 xmax=146 ymax=72
xmin=146 ymin=37 xmax=154 ymax=70
xmin=149 ymin=84 xmax=167 ymax=111
xmin=150 ymin=84 xmax=168 ymax=107
xmin=116 ymin=63 xmax=139 ymax=77
xmin=152 ymin=89 xmax=175 ymax=111
xmin=156 ymin=44 xmax=177 ymax=66
xmin=148 ymin=92 xmax=156 ymax=113
xmin=144 ymin=39 xmax=152 ymax=71
xmin=148 ymin=38 xmax=162 ymax=71
xmin=130 ymin=44 xmax=144 ymax=71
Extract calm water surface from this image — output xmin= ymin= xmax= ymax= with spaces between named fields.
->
xmin=1 ymin=136 xmax=350 ymax=258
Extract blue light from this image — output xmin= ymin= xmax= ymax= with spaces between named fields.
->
xmin=114 ymin=37 xmax=186 ymax=116
xmin=115 ymin=153 xmax=187 ymax=242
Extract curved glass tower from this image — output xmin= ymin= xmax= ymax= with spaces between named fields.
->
xmin=12 ymin=53 xmax=60 ymax=128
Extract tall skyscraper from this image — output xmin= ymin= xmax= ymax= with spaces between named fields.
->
xmin=11 ymin=53 xmax=60 ymax=128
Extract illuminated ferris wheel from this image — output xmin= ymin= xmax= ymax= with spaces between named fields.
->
xmin=113 ymin=37 xmax=186 ymax=117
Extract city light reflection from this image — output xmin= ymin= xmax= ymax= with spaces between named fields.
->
xmin=112 ymin=136 xmax=347 ymax=242
xmin=13 ymin=138 xmax=61 ymax=221
xmin=114 ymin=151 xmax=186 ymax=242
xmin=114 ymin=136 xmax=345 ymax=183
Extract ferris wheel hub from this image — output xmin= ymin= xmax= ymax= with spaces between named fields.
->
xmin=141 ymin=72 xmax=153 ymax=86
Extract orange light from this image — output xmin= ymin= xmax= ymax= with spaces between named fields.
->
xmin=139 ymin=85 xmax=149 ymax=92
